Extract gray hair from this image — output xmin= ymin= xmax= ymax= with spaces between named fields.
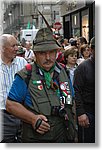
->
xmin=0 ymin=34 xmax=14 ymax=51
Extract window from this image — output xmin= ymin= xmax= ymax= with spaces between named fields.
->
xmin=81 ymin=9 xmax=89 ymax=42
xmin=93 ymin=2 xmax=95 ymax=37
xmin=72 ymin=12 xmax=80 ymax=38
xmin=20 ymin=2 xmax=23 ymax=16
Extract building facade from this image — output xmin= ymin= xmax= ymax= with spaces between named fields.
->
xmin=2 ymin=1 xmax=62 ymax=39
xmin=2 ymin=0 xmax=95 ymax=43
xmin=60 ymin=0 xmax=95 ymax=42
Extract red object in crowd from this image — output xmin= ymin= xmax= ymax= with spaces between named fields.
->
xmin=56 ymin=51 xmax=65 ymax=65
xmin=53 ymin=22 xmax=62 ymax=30
xmin=25 ymin=63 xmax=32 ymax=71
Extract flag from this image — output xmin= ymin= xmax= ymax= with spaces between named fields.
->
xmin=26 ymin=21 xmax=31 ymax=29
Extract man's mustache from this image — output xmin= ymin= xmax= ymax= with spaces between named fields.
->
xmin=43 ymin=60 xmax=54 ymax=64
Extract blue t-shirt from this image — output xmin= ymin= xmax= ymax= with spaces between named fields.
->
xmin=8 ymin=75 xmax=33 ymax=107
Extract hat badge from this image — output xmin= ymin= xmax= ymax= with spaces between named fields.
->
xmin=42 ymin=31 xmax=48 ymax=40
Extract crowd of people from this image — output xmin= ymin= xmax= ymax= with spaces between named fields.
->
xmin=0 ymin=27 xmax=95 ymax=143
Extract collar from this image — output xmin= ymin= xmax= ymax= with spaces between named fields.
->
xmin=66 ymin=64 xmax=77 ymax=70
xmin=0 ymin=57 xmax=18 ymax=66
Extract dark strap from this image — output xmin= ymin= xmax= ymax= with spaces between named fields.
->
xmin=27 ymin=50 xmax=31 ymax=58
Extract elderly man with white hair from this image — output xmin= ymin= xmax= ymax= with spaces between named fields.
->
xmin=0 ymin=34 xmax=27 ymax=142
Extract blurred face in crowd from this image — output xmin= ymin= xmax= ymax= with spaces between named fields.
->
xmin=89 ymin=37 xmax=95 ymax=59
xmin=25 ymin=42 xmax=31 ymax=50
xmin=1 ymin=35 xmax=18 ymax=61
xmin=64 ymin=39 xmax=68 ymax=46
xmin=82 ymin=47 xmax=90 ymax=59
xmin=90 ymin=45 xmax=95 ymax=59
xmin=35 ymin=49 xmax=57 ymax=71
xmin=77 ymin=39 xmax=81 ymax=49
xmin=66 ymin=53 xmax=77 ymax=67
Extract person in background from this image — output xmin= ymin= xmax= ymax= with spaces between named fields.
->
xmin=80 ymin=44 xmax=91 ymax=60
xmin=69 ymin=38 xmax=78 ymax=48
xmin=73 ymin=37 xmax=95 ymax=143
xmin=6 ymin=28 xmax=75 ymax=143
xmin=0 ymin=34 xmax=27 ymax=143
xmin=56 ymin=38 xmax=70 ymax=65
xmin=76 ymin=37 xmax=88 ymax=65
xmin=64 ymin=46 xmax=78 ymax=142
xmin=77 ymin=36 xmax=87 ymax=48
xmin=56 ymin=47 xmax=65 ymax=65
xmin=17 ymin=44 xmax=25 ymax=57
xmin=56 ymin=38 xmax=65 ymax=65
xmin=64 ymin=46 xmax=78 ymax=95
xmin=25 ymin=41 xmax=35 ymax=63
xmin=60 ymin=38 xmax=69 ymax=50
xmin=64 ymin=38 xmax=78 ymax=51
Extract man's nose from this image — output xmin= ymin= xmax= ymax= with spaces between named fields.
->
xmin=14 ymin=45 xmax=19 ymax=51
xmin=46 ymin=53 xmax=50 ymax=60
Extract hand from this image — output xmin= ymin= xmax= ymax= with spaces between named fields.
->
xmin=78 ymin=114 xmax=90 ymax=128
xmin=32 ymin=115 xmax=50 ymax=134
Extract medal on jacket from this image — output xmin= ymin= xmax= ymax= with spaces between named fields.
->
xmin=33 ymin=80 xmax=42 ymax=85
xmin=60 ymin=82 xmax=72 ymax=105
xmin=33 ymin=80 xmax=43 ymax=90
xmin=60 ymin=82 xmax=68 ymax=97
xmin=38 ymin=85 xmax=43 ymax=90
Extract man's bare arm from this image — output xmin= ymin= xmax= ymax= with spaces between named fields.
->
xmin=6 ymin=99 xmax=50 ymax=134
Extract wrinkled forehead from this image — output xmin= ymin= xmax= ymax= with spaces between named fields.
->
xmin=7 ymin=36 xmax=17 ymax=45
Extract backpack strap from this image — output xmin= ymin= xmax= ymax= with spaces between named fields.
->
xmin=25 ymin=63 xmax=32 ymax=87
xmin=27 ymin=50 xmax=31 ymax=58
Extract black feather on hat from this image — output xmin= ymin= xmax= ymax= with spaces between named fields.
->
xmin=33 ymin=10 xmax=61 ymax=52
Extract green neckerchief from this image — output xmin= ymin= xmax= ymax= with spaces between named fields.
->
xmin=37 ymin=64 xmax=55 ymax=88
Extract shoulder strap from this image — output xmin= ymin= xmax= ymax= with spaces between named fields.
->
xmin=25 ymin=63 xmax=32 ymax=87
xmin=27 ymin=50 xmax=31 ymax=58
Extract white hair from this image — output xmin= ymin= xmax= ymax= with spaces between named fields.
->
xmin=0 ymin=34 xmax=14 ymax=52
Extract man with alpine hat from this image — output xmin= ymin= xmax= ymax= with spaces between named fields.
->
xmin=6 ymin=27 xmax=76 ymax=143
